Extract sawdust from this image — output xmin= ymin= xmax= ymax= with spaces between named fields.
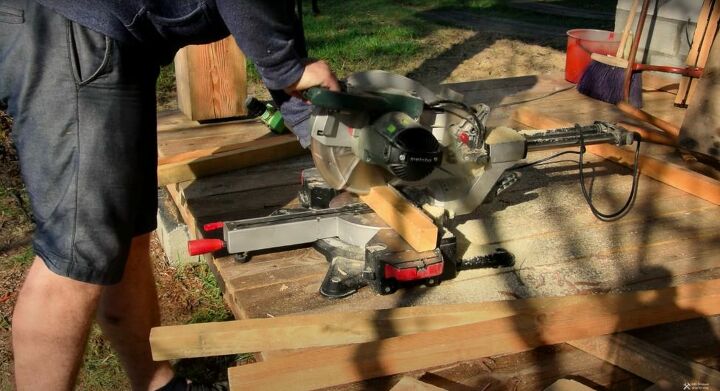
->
xmin=408 ymin=28 xmax=566 ymax=85
xmin=421 ymin=203 xmax=446 ymax=222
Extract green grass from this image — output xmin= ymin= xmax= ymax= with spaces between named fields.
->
xmin=245 ymin=0 xmax=616 ymax=85
xmin=157 ymin=64 xmax=177 ymax=108
xmin=8 ymin=247 xmax=33 ymax=267
xmin=186 ymin=263 xmax=233 ymax=324
xmin=296 ymin=0 xmax=615 ymax=79
xmin=77 ymin=327 xmax=129 ymax=390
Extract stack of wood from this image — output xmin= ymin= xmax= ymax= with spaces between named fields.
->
xmin=150 ymin=278 xmax=720 ymax=390
xmin=159 ymin=37 xmax=307 ymax=188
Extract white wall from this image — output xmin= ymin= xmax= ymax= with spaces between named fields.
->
xmin=615 ymin=0 xmax=704 ymax=69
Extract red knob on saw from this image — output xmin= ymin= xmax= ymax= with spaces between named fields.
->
xmin=203 ymin=222 xmax=224 ymax=232
xmin=188 ymin=239 xmax=225 ymax=256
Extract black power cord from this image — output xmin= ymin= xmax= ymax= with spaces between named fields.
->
xmin=513 ymin=134 xmax=643 ymax=222
xmin=578 ymin=133 xmax=642 ymax=222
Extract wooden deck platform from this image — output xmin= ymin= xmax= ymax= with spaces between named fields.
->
xmin=157 ymin=73 xmax=720 ymax=390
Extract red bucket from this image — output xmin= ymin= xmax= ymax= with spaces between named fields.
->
xmin=565 ymin=29 xmax=620 ymax=83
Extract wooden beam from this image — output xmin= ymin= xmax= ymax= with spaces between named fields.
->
xmin=175 ymin=36 xmax=248 ymax=121
xmin=360 ymin=186 xmax=438 ymax=252
xmin=151 ymin=294 xmax=554 ymax=361
xmin=158 ymin=136 xmax=275 ymax=166
xmin=616 ymin=102 xmax=680 ymax=137
xmin=512 ymin=107 xmax=720 ymax=205
xmin=569 ymin=333 xmax=720 ymax=389
xmin=151 ymin=277 xmax=720 ymax=361
xmin=616 ymin=122 xmax=677 ymax=146
xmin=157 ymin=135 xmax=306 ymax=186
xmin=226 ymin=278 xmax=720 ymax=390
xmin=585 ymin=143 xmax=720 ymax=205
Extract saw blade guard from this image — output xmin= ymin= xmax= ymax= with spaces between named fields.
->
xmin=308 ymin=71 xmax=465 ymax=194
xmin=310 ymin=138 xmax=387 ymax=194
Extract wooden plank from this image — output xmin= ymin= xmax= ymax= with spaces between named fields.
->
xmin=157 ymin=123 xmax=272 ymax=159
xmin=359 ymin=186 xmax=438 ymax=252
xmin=511 ymin=107 xmax=720 ymax=205
xmin=227 ymin=279 xmax=720 ymax=390
xmin=415 ymin=344 xmax=650 ymax=390
xmin=615 ymin=122 xmax=677 ymax=146
xmin=568 ymin=333 xmax=720 ymax=389
xmin=686 ymin=3 xmax=720 ymax=107
xmin=157 ymin=135 xmax=307 ymax=186
xmin=159 ymin=136 xmax=275 ymax=165
xmin=586 ymin=144 xmax=720 ymax=205
xmin=390 ymin=377 xmax=446 ymax=391
xmin=151 ymin=275 xmax=720 ymax=361
xmin=616 ymin=102 xmax=681 ymax=137
xmin=175 ymin=36 xmax=247 ymax=121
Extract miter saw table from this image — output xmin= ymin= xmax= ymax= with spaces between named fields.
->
xmin=188 ymin=71 xmax=641 ymax=298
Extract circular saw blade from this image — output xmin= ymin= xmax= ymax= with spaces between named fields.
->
xmin=310 ymin=138 xmax=387 ymax=195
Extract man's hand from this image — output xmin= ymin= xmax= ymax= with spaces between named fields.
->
xmin=285 ymin=60 xmax=340 ymax=96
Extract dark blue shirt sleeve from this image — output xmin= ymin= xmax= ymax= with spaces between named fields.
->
xmin=215 ymin=0 xmax=305 ymax=90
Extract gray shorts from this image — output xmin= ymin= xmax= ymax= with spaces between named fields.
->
xmin=0 ymin=0 xmax=160 ymax=284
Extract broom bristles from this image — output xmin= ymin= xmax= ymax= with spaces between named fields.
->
xmin=577 ymin=60 xmax=643 ymax=108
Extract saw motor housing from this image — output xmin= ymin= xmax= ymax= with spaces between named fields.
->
xmin=308 ymin=71 xmax=634 ymax=216
xmin=309 ymin=72 xmax=537 ymax=215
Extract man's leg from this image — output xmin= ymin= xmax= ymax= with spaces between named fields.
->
xmin=96 ymin=233 xmax=174 ymax=391
xmin=12 ymin=258 xmax=103 ymax=390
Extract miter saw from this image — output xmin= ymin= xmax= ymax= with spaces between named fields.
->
xmin=188 ymin=71 xmax=641 ymax=298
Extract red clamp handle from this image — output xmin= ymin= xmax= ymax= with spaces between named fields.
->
xmin=203 ymin=222 xmax=224 ymax=232
xmin=188 ymin=239 xmax=225 ymax=256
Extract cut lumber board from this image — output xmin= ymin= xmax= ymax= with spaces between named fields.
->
xmin=175 ymin=36 xmax=247 ymax=121
xmin=360 ymin=185 xmax=438 ymax=252
xmin=390 ymin=376 xmax=446 ymax=391
xmin=512 ymin=107 xmax=720 ymax=205
xmin=157 ymin=135 xmax=306 ymax=186
xmin=227 ymin=278 xmax=720 ymax=390
xmin=568 ymin=333 xmax=720 ymax=389
xmin=151 ymin=293 xmax=563 ymax=360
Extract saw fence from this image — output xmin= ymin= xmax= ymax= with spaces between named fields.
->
xmin=154 ymin=38 xmax=720 ymax=390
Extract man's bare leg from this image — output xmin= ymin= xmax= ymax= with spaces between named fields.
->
xmin=12 ymin=258 xmax=102 ymax=391
xmin=96 ymin=233 xmax=175 ymax=391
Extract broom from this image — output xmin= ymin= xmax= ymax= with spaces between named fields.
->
xmin=579 ymin=0 xmax=704 ymax=108
xmin=577 ymin=0 xmax=643 ymax=106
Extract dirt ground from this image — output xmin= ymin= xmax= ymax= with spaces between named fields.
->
xmin=0 ymin=27 xmax=566 ymax=390
xmin=408 ymin=28 xmax=567 ymax=84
